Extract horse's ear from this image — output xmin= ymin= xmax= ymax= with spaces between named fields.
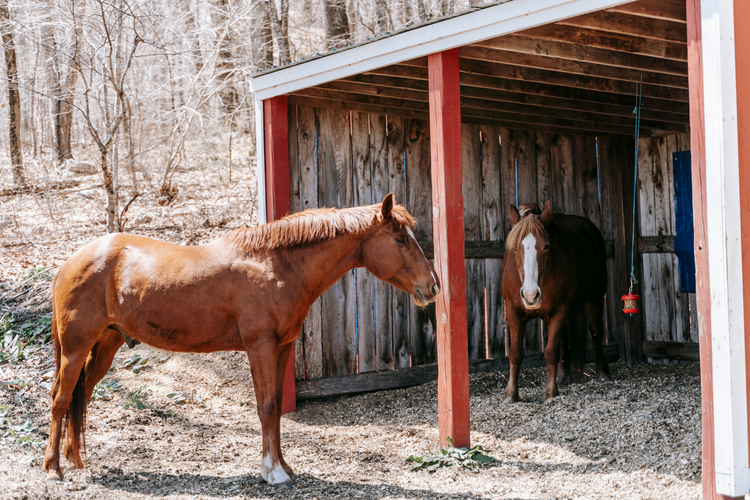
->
xmin=381 ymin=193 xmax=395 ymax=220
xmin=541 ymin=200 xmax=552 ymax=224
xmin=509 ymin=204 xmax=521 ymax=225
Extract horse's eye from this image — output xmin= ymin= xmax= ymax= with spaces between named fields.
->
xmin=396 ymin=236 xmax=407 ymax=245
xmin=543 ymin=244 xmax=550 ymax=251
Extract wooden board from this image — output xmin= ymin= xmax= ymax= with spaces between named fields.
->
xmin=462 ymin=123 xmax=486 ymax=361
xmin=352 ymin=112 xmax=376 ymax=373
xmin=481 ymin=125 xmax=505 ymax=359
xmin=296 ymin=345 xmax=620 ymax=400
xmin=317 ymin=107 xmax=357 ymax=377
xmin=297 ymin=106 xmax=323 ymax=380
xmin=287 ymin=104 xmax=306 ymax=380
xmin=405 ymin=118 xmax=437 ymax=366
xmin=388 ymin=115 xmax=411 ymax=369
xmin=370 ymin=114 xmax=393 ymax=371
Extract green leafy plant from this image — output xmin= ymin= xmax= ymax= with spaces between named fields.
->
xmin=123 ymin=384 xmax=151 ymax=409
xmin=407 ymin=437 xmax=496 ymax=473
xmin=122 ymin=354 xmax=149 ymax=374
xmin=1 ymin=408 xmax=42 ymax=449
xmin=92 ymin=379 xmax=122 ymax=401
xmin=20 ymin=266 xmax=54 ymax=283
xmin=166 ymin=389 xmax=202 ymax=405
xmin=0 ymin=315 xmax=52 ymax=365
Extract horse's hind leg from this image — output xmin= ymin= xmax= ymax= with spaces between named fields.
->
xmin=245 ymin=338 xmax=291 ymax=487
xmin=43 ymin=324 xmax=98 ymax=482
xmin=585 ymin=299 xmax=611 ymax=381
xmin=63 ymin=329 xmax=124 ymax=465
xmin=274 ymin=343 xmax=294 ymax=476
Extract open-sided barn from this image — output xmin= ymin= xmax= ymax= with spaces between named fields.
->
xmin=249 ymin=1 xmax=749 ymax=498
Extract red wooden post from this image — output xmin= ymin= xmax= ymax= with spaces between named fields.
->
xmin=689 ymin=0 xmax=746 ymax=497
xmin=735 ymin=0 xmax=750 ymax=488
xmin=428 ymin=48 xmax=470 ymax=448
xmin=263 ymin=96 xmax=296 ymax=415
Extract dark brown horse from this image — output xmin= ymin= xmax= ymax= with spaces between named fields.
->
xmin=501 ymin=201 xmax=610 ymax=403
xmin=43 ymin=194 xmax=439 ymax=486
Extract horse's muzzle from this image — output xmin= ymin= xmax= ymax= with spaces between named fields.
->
xmin=521 ymin=288 xmax=542 ymax=309
xmin=414 ymin=283 xmax=440 ymax=306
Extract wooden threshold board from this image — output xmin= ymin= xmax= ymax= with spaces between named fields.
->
xmin=296 ymin=345 xmax=620 ymax=400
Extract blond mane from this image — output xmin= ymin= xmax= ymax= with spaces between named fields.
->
xmin=223 ymin=203 xmax=416 ymax=252
xmin=506 ymin=213 xmax=547 ymax=250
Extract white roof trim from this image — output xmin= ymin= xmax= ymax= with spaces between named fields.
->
xmin=249 ymin=0 xmax=635 ymax=100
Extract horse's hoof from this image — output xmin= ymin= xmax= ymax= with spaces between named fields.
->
xmin=45 ymin=471 xmax=64 ymax=483
xmin=556 ymin=376 xmax=570 ymax=386
xmin=273 ymin=480 xmax=293 ymax=489
xmin=502 ymin=395 xmax=519 ymax=404
xmin=598 ymin=373 xmax=611 ymax=382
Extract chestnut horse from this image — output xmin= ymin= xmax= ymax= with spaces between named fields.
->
xmin=501 ymin=201 xmax=610 ymax=403
xmin=43 ymin=194 xmax=439 ymax=486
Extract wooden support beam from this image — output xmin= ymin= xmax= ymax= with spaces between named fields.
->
xmin=557 ymin=11 xmax=687 ymax=43
xmin=417 ymin=239 xmax=616 ymax=260
xmin=464 ymin=43 xmax=687 ymax=87
xmin=356 ymin=70 xmax=691 ymax=115
xmin=607 ymin=0 xmax=686 ymax=23
xmin=638 ymin=235 xmax=675 ymax=253
xmin=294 ymin=87 xmax=686 ymax=135
xmin=474 ymin=34 xmax=687 ymax=77
xmin=311 ymin=82 xmax=688 ymax=130
xmin=642 ymin=341 xmax=699 ymax=361
xmin=372 ymin=60 xmax=690 ymax=102
xmin=263 ymin=96 xmax=296 ymax=415
xmin=519 ymin=24 xmax=687 ymax=61
xmin=429 ymin=48 xmax=470 ymax=449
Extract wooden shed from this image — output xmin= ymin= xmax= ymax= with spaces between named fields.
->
xmin=249 ymin=1 xmax=750 ymax=497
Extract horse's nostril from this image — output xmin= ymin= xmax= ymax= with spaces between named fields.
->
xmin=535 ymin=290 xmax=542 ymax=301
xmin=431 ymin=284 xmax=440 ymax=296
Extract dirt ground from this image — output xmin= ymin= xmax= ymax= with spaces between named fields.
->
xmin=0 ymin=140 xmax=703 ymax=499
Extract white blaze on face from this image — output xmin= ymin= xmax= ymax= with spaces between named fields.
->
xmin=521 ymin=233 xmax=540 ymax=303
xmin=262 ymin=454 xmax=290 ymax=485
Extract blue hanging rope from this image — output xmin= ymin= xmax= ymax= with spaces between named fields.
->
xmin=629 ymin=73 xmax=643 ymax=293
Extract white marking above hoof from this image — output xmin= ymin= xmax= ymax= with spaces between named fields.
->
xmin=262 ymin=454 xmax=291 ymax=485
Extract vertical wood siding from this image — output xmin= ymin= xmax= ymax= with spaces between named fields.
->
xmin=286 ymin=105 xmax=693 ymax=381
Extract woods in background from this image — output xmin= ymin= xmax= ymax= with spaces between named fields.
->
xmin=0 ymin=0 xmax=486 ymax=229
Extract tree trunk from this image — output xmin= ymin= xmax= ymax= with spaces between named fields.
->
xmin=324 ymin=0 xmax=350 ymax=51
xmin=374 ymin=0 xmax=389 ymax=34
xmin=251 ymin=1 xmax=273 ymax=71
xmin=266 ymin=0 xmax=290 ymax=65
xmin=216 ymin=0 xmax=238 ymax=125
xmin=0 ymin=0 xmax=24 ymax=186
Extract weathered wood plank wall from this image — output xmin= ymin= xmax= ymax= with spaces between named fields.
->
xmin=637 ymin=133 xmax=699 ymax=346
xmin=287 ymin=105 xmax=693 ymax=385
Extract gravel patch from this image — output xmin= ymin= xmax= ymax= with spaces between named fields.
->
xmin=1 ymin=344 xmax=701 ymax=500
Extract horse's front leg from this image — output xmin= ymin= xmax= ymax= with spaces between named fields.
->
xmin=503 ymin=310 xmax=526 ymax=404
xmin=544 ymin=310 xmax=568 ymax=401
xmin=245 ymin=338 xmax=291 ymax=487
xmin=274 ymin=342 xmax=294 ymax=476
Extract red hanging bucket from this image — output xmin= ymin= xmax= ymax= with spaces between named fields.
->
xmin=621 ymin=292 xmax=641 ymax=315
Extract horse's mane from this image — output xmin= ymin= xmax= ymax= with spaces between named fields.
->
xmin=223 ymin=203 xmax=416 ymax=252
xmin=506 ymin=208 xmax=547 ymax=250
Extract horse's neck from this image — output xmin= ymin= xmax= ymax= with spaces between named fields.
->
xmin=282 ymin=231 xmax=365 ymax=304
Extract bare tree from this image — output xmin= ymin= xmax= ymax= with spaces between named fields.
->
xmin=324 ymin=0 xmax=350 ymax=50
xmin=251 ymin=1 xmax=273 ymax=70
xmin=265 ymin=0 xmax=290 ymax=65
xmin=0 ymin=0 xmax=24 ymax=186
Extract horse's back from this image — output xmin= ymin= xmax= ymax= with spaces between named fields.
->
xmin=551 ymin=214 xmax=607 ymax=298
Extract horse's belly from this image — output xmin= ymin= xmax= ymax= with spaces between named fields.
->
xmin=121 ymin=312 xmax=243 ymax=353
